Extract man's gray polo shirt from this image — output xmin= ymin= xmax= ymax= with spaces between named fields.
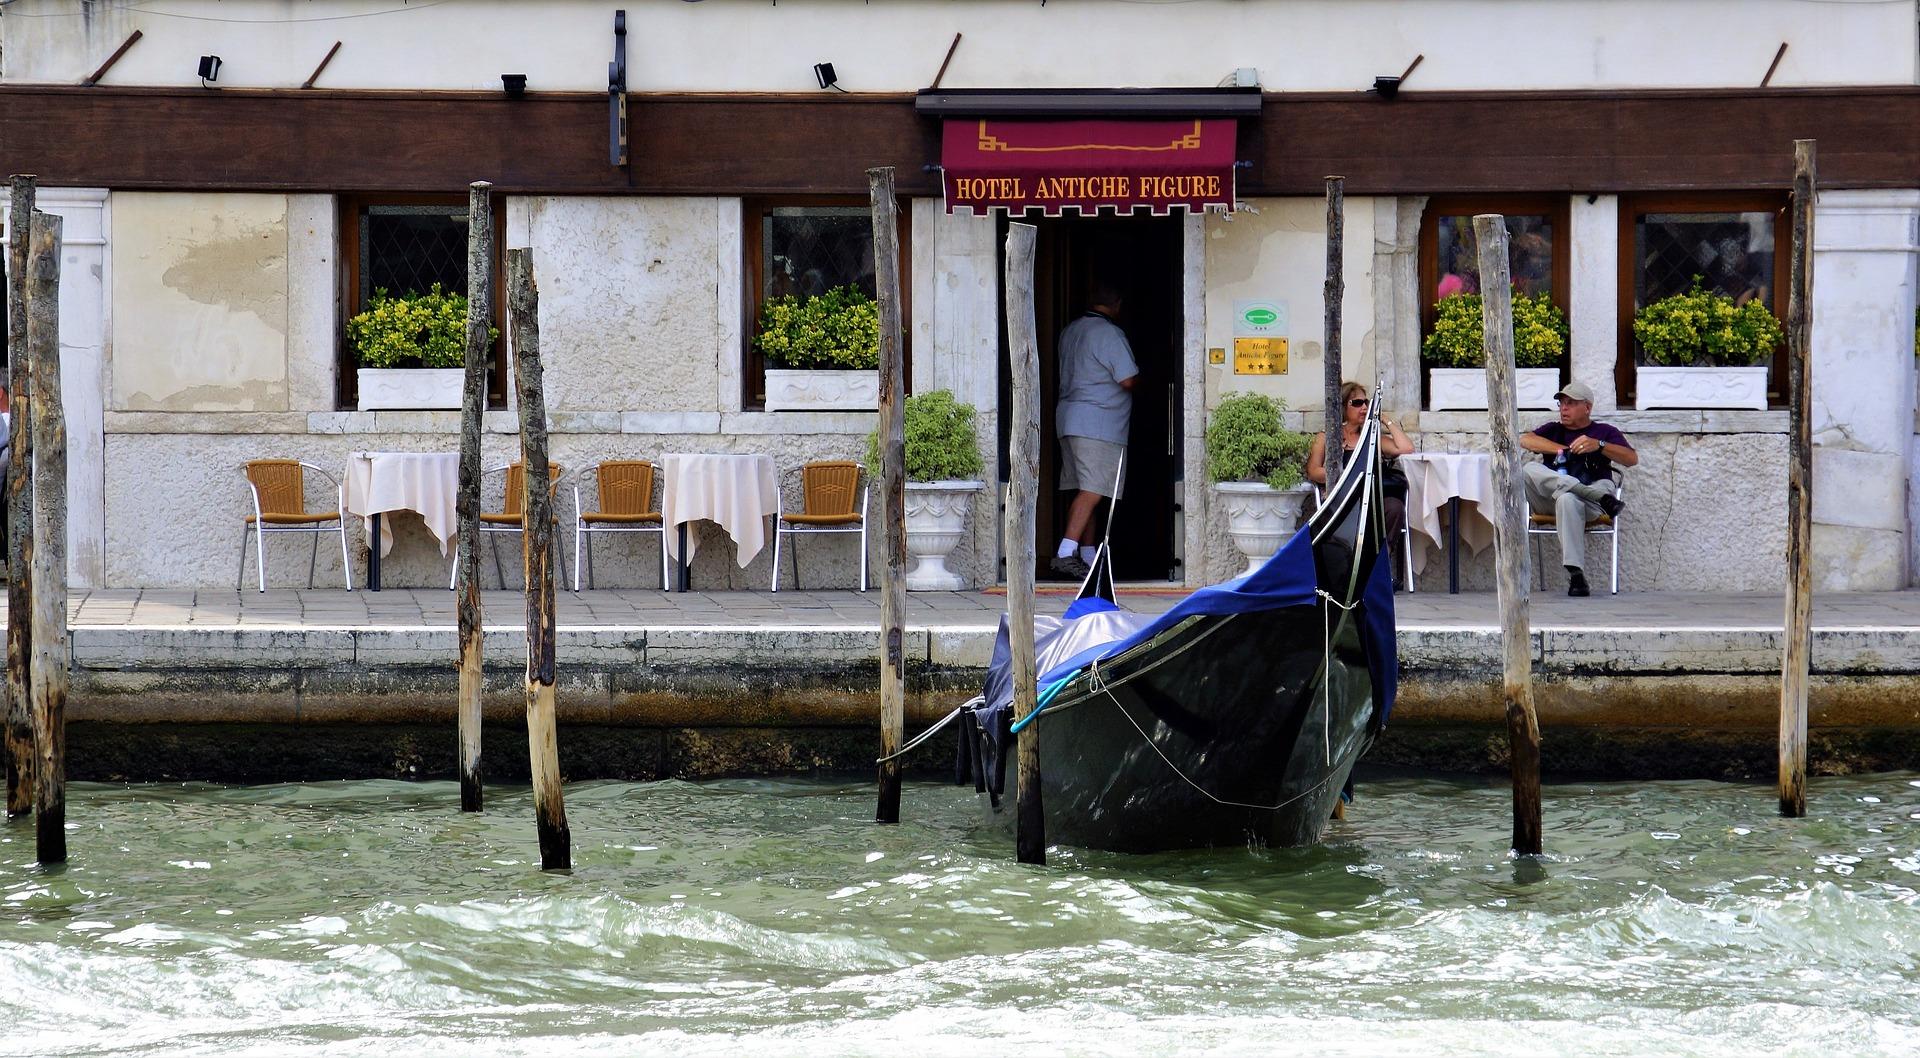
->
xmin=1055 ymin=312 xmax=1138 ymax=445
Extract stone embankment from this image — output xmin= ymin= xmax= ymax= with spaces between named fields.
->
xmin=46 ymin=588 xmax=1920 ymax=783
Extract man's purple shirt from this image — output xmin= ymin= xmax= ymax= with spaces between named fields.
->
xmin=1531 ymin=420 xmax=1633 ymax=483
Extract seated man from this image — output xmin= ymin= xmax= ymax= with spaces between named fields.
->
xmin=1518 ymin=381 xmax=1636 ymax=597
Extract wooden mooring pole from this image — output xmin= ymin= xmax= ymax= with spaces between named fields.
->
xmin=26 ymin=210 xmax=67 ymax=865
xmin=508 ymin=247 xmax=570 ymax=871
xmin=868 ymin=166 xmax=906 ymax=825
xmin=455 ymin=180 xmax=491 ymax=813
xmin=1003 ymin=222 xmax=1045 ymax=867
xmin=1780 ymin=139 xmax=1816 ymax=818
xmin=4 ymin=176 xmax=34 ymax=821
xmin=1322 ymin=176 xmax=1347 ymax=486
xmin=1473 ymin=214 xmax=1543 ymax=857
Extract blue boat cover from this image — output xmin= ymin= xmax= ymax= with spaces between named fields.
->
xmin=958 ymin=523 xmax=1399 ymax=795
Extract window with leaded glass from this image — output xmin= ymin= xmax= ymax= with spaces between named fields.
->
xmin=1617 ymin=194 xmax=1787 ymax=404
xmin=742 ymin=198 xmax=909 ymax=409
xmin=1417 ymin=196 xmax=1571 ymax=399
xmin=338 ymin=195 xmax=505 ymax=409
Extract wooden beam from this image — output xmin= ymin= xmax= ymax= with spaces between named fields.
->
xmin=1762 ymin=42 xmax=1790 ymax=89
xmin=509 ymin=247 xmax=571 ymax=871
xmin=80 ymin=31 xmax=143 ymax=88
xmin=302 ymin=42 xmax=343 ymax=91
xmin=870 ymin=166 xmax=906 ymax=826
xmin=1780 ymin=139 xmax=1816 ymax=818
xmin=4 ymin=176 xmax=33 ymax=820
xmin=930 ymin=33 xmax=963 ymax=91
xmin=25 ymin=209 xmax=68 ymax=865
xmin=1322 ymin=176 xmax=1346 ymax=487
xmin=1474 ymin=213 xmax=1543 ymax=857
xmin=455 ymin=180 xmax=491 ymax=814
xmin=6 ymin=85 xmax=1920 ymax=197
xmin=1003 ymin=221 xmax=1045 ymax=867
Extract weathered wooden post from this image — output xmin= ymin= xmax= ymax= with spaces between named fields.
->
xmin=4 ymin=175 xmax=34 ymax=820
xmin=26 ymin=210 xmax=67 ymax=864
xmin=455 ymin=180 xmax=491 ymax=813
xmin=1473 ymin=214 xmax=1543 ymax=856
xmin=1780 ymin=139 xmax=1816 ymax=818
xmin=1322 ymin=176 xmax=1347 ymax=486
xmin=507 ymin=247 xmax=570 ymax=871
xmin=868 ymin=166 xmax=907 ymax=825
xmin=1003 ymin=222 xmax=1045 ymax=867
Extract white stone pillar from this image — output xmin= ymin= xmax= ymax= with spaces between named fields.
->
xmin=4 ymin=188 xmax=109 ymax=588
xmin=915 ymin=200 xmax=1000 ymax=587
xmin=1569 ymin=194 xmax=1619 ymax=413
xmin=1810 ymin=189 xmax=1920 ymax=591
xmin=1370 ymin=196 xmax=1424 ymax=421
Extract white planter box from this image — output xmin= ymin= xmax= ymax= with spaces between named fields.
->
xmin=1213 ymin=481 xmax=1316 ymax=578
xmin=1636 ymin=365 xmax=1769 ymax=411
xmin=764 ymin=368 xmax=879 ymax=412
xmin=1427 ymin=367 xmax=1559 ymax=411
xmin=357 ymin=367 xmax=465 ymax=411
xmin=903 ymin=480 xmax=985 ymax=590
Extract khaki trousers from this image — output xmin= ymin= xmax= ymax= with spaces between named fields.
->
xmin=1521 ymin=461 xmax=1617 ymax=572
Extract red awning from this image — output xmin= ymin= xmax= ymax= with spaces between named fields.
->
xmin=941 ymin=118 xmax=1237 ymax=216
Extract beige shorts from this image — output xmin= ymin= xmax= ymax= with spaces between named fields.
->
xmin=1058 ymin=435 xmax=1126 ymax=499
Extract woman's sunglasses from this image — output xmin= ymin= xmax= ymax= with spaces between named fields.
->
xmin=1347 ymin=398 xmax=1369 ymax=408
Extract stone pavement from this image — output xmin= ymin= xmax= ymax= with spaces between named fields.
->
xmin=50 ymin=586 xmax=1920 ymax=632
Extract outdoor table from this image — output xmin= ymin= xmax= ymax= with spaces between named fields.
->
xmin=343 ymin=451 xmax=460 ymax=592
xmin=660 ymin=452 xmax=780 ymax=592
xmin=1398 ymin=451 xmax=1496 ymax=594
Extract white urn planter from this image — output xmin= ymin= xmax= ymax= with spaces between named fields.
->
xmin=1427 ymin=367 xmax=1559 ymax=411
xmin=904 ymin=480 xmax=985 ymax=590
xmin=1635 ymin=365 xmax=1769 ymax=410
xmin=764 ymin=368 xmax=880 ymax=412
xmin=1214 ymin=481 xmax=1315 ymax=577
xmin=357 ymin=367 xmax=464 ymax=411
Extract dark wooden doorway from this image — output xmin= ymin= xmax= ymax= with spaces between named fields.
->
xmin=999 ymin=212 xmax=1185 ymax=583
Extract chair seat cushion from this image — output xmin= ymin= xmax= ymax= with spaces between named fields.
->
xmin=783 ymin=513 xmax=863 ymax=527
xmin=246 ymin=512 xmax=338 ymax=525
xmin=582 ymin=511 xmax=662 ymax=524
xmin=1529 ymin=513 xmax=1613 ymax=528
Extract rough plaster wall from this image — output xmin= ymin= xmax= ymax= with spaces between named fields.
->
xmin=106 ymin=430 xmax=878 ymax=590
xmin=109 ymin=192 xmax=289 ymax=412
xmin=1202 ymin=197 xmax=1378 ymax=416
xmin=525 ymin=197 xmax=723 ymax=414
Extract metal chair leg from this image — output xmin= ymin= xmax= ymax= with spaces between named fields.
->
xmin=859 ymin=524 xmax=869 ymax=592
xmin=574 ymin=522 xmax=584 ymax=593
xmin=770 ymin=524 xmax=782 ymax=592
xmin=308 ymin=534 xmax=319 ymax=589
xmin=237 ymin=524 xmax=251 ymax=591
xmin=490 ymin=533 xmax=506 ymax=590
xmin=658 ymin=529 xmax=668 ymax=591
xmin=255 ymin=522 xmax=269 ymax=594
xmin=790 ymin=534 xmax=801 ymax=591
xmin=339 ymin=522 xmax=354 ymax=591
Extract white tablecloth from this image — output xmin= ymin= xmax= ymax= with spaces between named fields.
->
xmin=1399 ymin=451 xmax=1496 ymax=575
xmin=661 ymin=453 xmax=780 ymax=566
xmin=343 ymin=451 xmax=461 ymax=557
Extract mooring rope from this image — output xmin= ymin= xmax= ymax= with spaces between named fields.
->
xmin=1315 ymin=588 xmax=1360 ymax=768
xmin=873 ymin=697 xmax=980 ymax=765
xmin=1087 ymin=655 xmax=1343 ymax=814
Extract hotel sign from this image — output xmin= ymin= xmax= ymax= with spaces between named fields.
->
xmin=941 ymin=118 xmax=1238 ymax=216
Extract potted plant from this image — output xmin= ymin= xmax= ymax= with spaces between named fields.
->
xmin=347 ymin=285 xmax=492 ymax=411
xmin=1422 ymin=290 xmax=1566 ymax=411
xmin=1632 ymin=279 xmax=1783 ymax=410
xmin=866 ymin=390 xmax=986 ymax=590
xmin=1205 ymin=393 xmax=1313 ymax=577
xmin=757 ymin=285 xmax=882 ymax=411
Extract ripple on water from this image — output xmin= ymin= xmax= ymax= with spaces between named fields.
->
xmin=1 ymin=775 xmax=1919 ymax=1056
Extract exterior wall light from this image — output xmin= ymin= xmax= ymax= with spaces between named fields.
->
xmin=502 ymin=74 xmax=528 ymax=99
xmin=814 ymin=62 xmax=838 ymax=90
xmin=197 ymin=55 xmax=222 ymax=87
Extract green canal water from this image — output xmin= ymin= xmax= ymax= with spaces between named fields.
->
xmin=4 ymin=775 xmax=1920 ymax=1057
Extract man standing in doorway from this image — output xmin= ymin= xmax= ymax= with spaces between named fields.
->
xmin=1519 ymin=381 xmax=1636 ymax=596
xmin=1051 ymin=280 xmax=1137 ymax=580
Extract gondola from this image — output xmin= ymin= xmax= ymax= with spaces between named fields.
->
xmin=950 ymin=399 xmax=1398 ymax=852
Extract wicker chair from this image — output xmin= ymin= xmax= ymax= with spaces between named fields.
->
xmin=574 ymin=460 xmax=668 ymax=591
xmin=448 ymin=461 xmax=569 ymax=589
xmin=237 ymin=459 xmax=352 ymax=592
xmin=1527 ymin=470 xmax=1625 ymax=594
xmin=771 ymin=460 xmax=868 ymax=592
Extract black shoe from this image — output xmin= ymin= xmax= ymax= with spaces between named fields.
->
xmin=1566 ymin=567 xmax=1590 ymax=597
xmin=1049 ymin=554 xmax=1092 ymax=580
xmin=1596 ymin=494 xmax=1624 ymax=519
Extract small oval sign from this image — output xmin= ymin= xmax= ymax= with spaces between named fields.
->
xmin=1243 ymin=307 xmax=1278 ymax=326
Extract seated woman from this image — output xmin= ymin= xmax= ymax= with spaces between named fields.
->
xmin=1306 ymin=381 xmax=1412 ymax=572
